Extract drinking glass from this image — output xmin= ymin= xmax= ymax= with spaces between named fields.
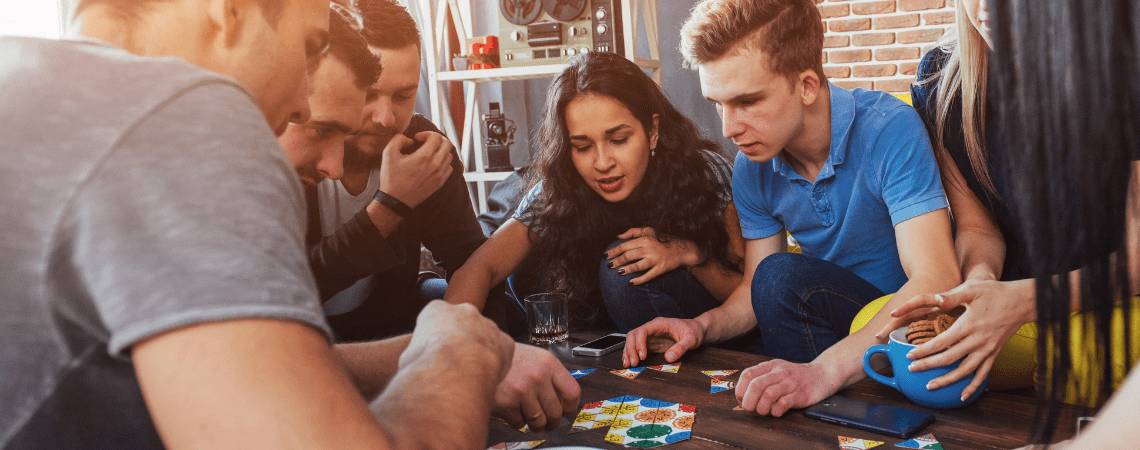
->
xmin=524 ymin=293 xmax=568 ymax=345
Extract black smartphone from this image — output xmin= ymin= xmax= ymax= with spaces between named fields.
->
xmin=803 ymin=395 xmax=934 ymax=439
xmin=571 ymin=333 xmax=626 ymax=357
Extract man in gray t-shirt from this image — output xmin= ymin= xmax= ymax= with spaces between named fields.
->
xmin=0 ymin=1 xmax=558 ymax=448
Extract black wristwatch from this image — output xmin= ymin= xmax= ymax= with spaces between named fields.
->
xmin=374 ymin=189 xmax=413 ymax=218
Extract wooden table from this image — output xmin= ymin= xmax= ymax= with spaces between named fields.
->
xmin=487 ymin=332 xmax=1091 ymax=449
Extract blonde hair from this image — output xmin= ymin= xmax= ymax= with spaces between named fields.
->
xmin=680 ymin=0 xmax=826 ymax=86
xmin=922 ymin=1 xmax=992 ymax=194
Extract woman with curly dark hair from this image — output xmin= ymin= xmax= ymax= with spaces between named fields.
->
xmin=445 ymin=52 xmax=751 ymax=336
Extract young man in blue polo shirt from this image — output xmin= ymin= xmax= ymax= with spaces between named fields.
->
xmin=621 ymin=0 xmax=961 ymax=417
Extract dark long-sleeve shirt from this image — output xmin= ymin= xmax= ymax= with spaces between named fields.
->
xmin=306 ymin=114 xmax=487 ymax=339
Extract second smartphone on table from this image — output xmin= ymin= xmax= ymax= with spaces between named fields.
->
xmin=571 ymin=333 xmax=626 ymax=356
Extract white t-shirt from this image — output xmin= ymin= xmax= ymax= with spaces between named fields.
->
xmin=316 ymin=170 xmax=382 ymax=315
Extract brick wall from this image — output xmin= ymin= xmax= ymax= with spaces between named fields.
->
xmin=818 ymin=0 xmax=955 ymax=93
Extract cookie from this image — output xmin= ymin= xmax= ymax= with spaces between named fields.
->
xmin=906 ymin=313 xmax=956 ymax=345
xmin=906 ymin=323 xmax=937 ymax=345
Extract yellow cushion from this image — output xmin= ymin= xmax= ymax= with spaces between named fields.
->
xmin=1051 ymin=302 xmax=1140 ymax=405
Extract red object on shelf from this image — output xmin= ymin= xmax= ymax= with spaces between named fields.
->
xmin=467 ymin=35 xmax=499 ymax=69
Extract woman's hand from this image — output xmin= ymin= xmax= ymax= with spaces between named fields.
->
xmin=605 ymin=227 xmax=700 ymax=285
xmin=875 ymin=278 xmax=1036 ymax=400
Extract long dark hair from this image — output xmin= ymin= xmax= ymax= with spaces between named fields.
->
xmin=992 ymin=0 xmax=1137 ymax=443
xmin=525 ymin=52 xmax=738 ymax=313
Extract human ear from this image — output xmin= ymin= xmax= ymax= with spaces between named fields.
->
xmin=207 ymin=0 xmax=245 ymax=48
xmin=649 ymin=113 xmax=661 ymax=149
xmin=799 ymin=69 xmax=822 ymax=106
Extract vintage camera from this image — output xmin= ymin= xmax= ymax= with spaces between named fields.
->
xmin=482 ymin=102 xmax=515 ymax=171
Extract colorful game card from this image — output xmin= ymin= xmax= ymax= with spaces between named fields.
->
xmin=610 ymin=367 xmax=647 ymax=380
xmin=895 ymin=433 xmax=944 ymax=449
xmin=700 ymin=370 xmax=739 ymax=379
xmin=603 ymin=398 xmax=695 ymax=448
xmin=646 ymin=363 xmax=681 ymax=373
xmin=486 ymin=440 xmax=544 ymax=450
xmin=710 ymin=379 xmax=735 ymax=393
xmin=498 ymin=419 xmax=530 ymax=433
xmin=569 ymin=395 xmax=642 ymax=434
xmin=839 ymin=436 xmax=884 ymax=449
xmin=569 ymin=369 xmax=596 ymax=379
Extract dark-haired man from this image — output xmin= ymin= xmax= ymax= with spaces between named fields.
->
xmin=0 ymin=0 xmax=525 ymax=448
xmin=623 ymin=0 xmax=961 ymax=418
xmin=278 ymin=8 xmax=381 ymax=186
xmin=286 ymin=3 xmax=580 ymax=433
xmin=309 ymin=0 xmax=490 ymax=342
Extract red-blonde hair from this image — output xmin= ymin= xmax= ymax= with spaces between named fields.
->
xmin=680 ymin=0 xmax=826 ymax=86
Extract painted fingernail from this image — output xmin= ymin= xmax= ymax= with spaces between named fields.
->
xmin=617 ymin=268 xmax=626 ymax=275
xmin=603 ymin=252 xmax=609 ymax=258
xmin=607 ymin=261 xmax=614 ymax=268
xmin=927 ymin=381 xmax=937 ymax=390
xmin=909 ymin=362 xmax=918 ymax=372
xmin=628 ymin=280 xmax=635 ymax=286
xmin=960 ymin=394 xmax=968 ymax=401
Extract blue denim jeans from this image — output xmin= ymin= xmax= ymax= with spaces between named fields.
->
xmin=599 ymin=240 xmax=765 ymax=354
xmin=751 ymin=252 xmax=886 ymax=363
xmin=599 ymin=240 xmax=723 ymax=331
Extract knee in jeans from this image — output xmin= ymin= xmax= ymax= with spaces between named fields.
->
xmin=751 ymin=252 xmax=809 ymax=318
xmin=599 ymin=239 xmax=637 ymax=294
xmin=751 ymin=252 xmax=805 ymax=295
xmin=598 ymin=260 xmax=638 ymax=293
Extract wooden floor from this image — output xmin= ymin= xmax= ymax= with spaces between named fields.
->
xmin=486 ymin=332 xmax=1091 ymax=449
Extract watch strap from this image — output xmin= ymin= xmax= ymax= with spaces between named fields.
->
xmin=374 ymin=190 xmax=413 ymax=218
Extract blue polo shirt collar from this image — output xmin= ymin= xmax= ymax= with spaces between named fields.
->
xmin=771 ymin=82 xmax=854 ymax=184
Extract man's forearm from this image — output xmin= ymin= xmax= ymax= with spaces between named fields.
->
xmin=695 ymin=285 xmax=758 ymax=344
xmin=310 ymin=209 xmax=406 ymax=300
xmin=370 ymin=344 xmax=504 ymax=450
xmin=688 ymin=259 xmax=743 ymax=303
xmin=334 ymin=335 xmax=412 ymax=401
xmin=365 ymin=200 xmax=403 ymax=238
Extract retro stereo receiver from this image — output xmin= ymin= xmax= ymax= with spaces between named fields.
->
xmin=498 ymin=0 xmax=624 ymax=68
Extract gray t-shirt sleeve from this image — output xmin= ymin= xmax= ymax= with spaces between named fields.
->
xmin=58 ymin=81 xmax=331 ymax=357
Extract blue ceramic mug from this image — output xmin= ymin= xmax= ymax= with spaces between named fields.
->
xmin=862 ymin=327 xmax=989 ymax=409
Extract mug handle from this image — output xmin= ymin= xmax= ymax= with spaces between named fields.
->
xmin=863 ymin=344 xmax=898 ymax=390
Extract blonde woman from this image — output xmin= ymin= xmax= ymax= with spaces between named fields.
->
xmin=862 ymin=0 xmax=1034 ymax=402
xmin=876 ymin=0 xmax=1140 ymax=409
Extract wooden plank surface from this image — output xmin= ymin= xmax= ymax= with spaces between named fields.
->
xmin=486 ymin=332 xmax=1091 ymax=449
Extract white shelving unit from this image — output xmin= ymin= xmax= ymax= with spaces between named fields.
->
xmin=417 ymin=0 xmax=660 ymax=214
